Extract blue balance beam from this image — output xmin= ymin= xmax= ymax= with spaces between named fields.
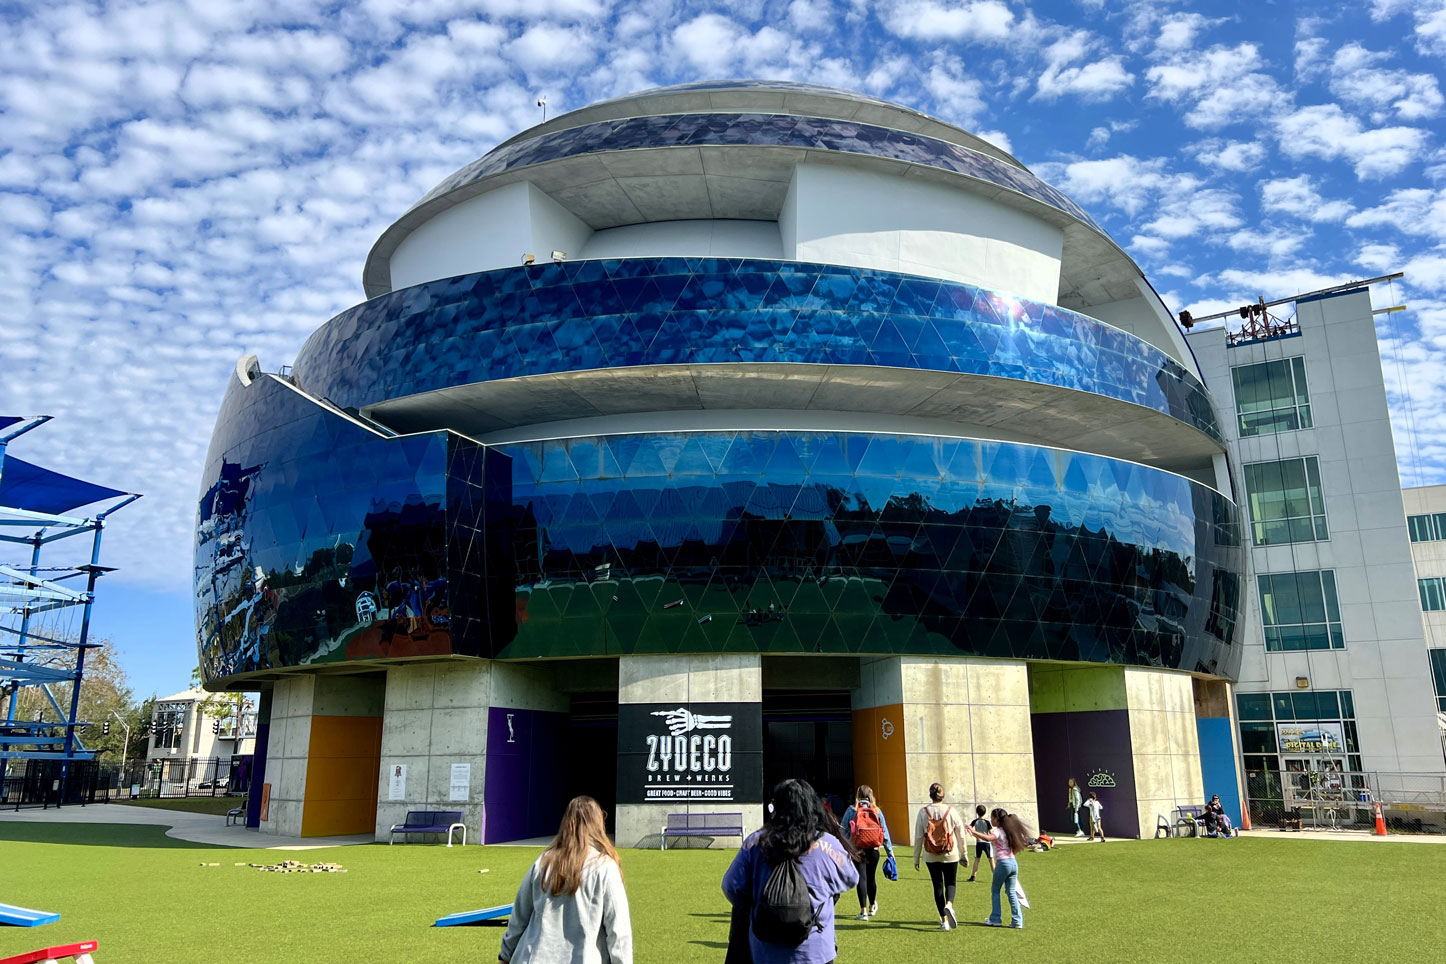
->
xmin=435 ymin=904 xmax=512 ymax=927
xmin=0 ymin=902 xmax=61 ymax=927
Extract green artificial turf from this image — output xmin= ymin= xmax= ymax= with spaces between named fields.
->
xmin=111 ymin=797 xmax=241 ymax=815
xmin=2 ymin=824 xmax=1443 ymax=963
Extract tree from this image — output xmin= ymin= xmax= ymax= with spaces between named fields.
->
xmin=188 ymin=665 xmax=244 ymax=728
xmin=9 ymin=639 xmax=137 ymax=759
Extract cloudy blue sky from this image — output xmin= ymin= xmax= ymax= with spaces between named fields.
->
xmin=3 ymin=0 xmax=1446 ymax=698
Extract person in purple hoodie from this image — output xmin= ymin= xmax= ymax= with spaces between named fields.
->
xmin=723 ymin=778 xmax=859 ymax=964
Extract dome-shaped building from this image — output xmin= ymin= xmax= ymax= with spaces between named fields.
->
xmin=196 ymin=81 xmax=1245 ymax=844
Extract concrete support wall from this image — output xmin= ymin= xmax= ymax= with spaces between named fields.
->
xmin=374 ymin=659 xmax=567 ymax=843
xmin=259 ymin=675 xmax=315 ymax=836
xmin=1124 ymin=668 xmax=1203 ymax=838
xmin=783 ymin=163 xmax=1064 ymax=303
xmin=615 ymin=653 xmax=764 ymax=849
xmin=856 ymin=655 xmax=1037 ymax=842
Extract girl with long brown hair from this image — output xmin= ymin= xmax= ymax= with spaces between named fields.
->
xmin=966 ymin=807 xmax=1030 ymax=929
xmin=500 ymin=796 xmax=632 ymax=964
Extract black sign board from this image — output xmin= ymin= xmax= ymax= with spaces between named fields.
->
xmin=617 ymin=702 xmax=763 ymax=804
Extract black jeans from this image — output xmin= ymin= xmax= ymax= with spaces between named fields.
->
xmin=856 ymin=848 xmax=881 ymax=908
xmin=925 ymin=860 xmax=958 ymax=916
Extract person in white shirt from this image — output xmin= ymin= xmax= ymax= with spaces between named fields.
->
xmin=912 ymin=782 xmax=969 ymax=931
xmin=500 ymin=796 xmax=632 ymax=964
xmin=1084 ymin=791 xmax=1106 ymax=842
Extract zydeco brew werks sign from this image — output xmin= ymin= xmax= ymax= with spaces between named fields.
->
xmin=617 ymin=702 xmax=763 ymax=804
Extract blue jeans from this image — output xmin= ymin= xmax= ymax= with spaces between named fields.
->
xmin=989 ymin=856 xmax=1022 ymax=927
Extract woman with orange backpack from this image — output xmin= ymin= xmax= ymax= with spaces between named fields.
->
xmin=840 ymin=785 xmax=894 ymax=921
xmin=912 ymin=782 xmax=969 ymax=931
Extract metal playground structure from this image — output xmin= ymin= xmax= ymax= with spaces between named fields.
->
xmin=0 ymin=416 xmax=139 ymax=795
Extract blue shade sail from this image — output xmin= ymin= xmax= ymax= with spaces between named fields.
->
xmin=197 ymin=374 xmax=1245 ymax=682
xmin=0 ymin=455 xmax=129 ymax=515
xmin=293 ymin=259 xmax=1222 ymax=442
xmin=193 ymin=375 xmax=512 ymax=683
xmin=408 ymin=113 xmax=1100 ymax=231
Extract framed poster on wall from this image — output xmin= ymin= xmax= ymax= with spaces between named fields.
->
xmin=617 ymin=702 xmax=763 ymax=804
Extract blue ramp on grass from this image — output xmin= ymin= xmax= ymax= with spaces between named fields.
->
xmin=435 ymin=904 xmax=512 ymax=927
xmin=0 ymin=902 xmax=60 ymax=927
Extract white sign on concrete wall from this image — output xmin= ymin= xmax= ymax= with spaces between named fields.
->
xmin=388 ymin=763 xmax=407 ymax=801
xmin=449 ymin=763 xmax=471 ymax=801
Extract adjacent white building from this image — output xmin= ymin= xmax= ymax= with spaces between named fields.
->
xmin=146 ymin=687 xmax=258 ymax=766
xmin=1188 ymin=286 xmax=1446 ymax=793
xmin=1403 ymin=485 xmax=1446 ymax=754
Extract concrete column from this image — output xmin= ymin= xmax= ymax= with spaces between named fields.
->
xmin=259 ymin=675 xmax=315 ymax=836
xmin=855 ymin=655 xmax=1037 ymax=845
xmin=375 ymin=659 xmax=567 ymax=843
xmin=615 ymin=654 xmax=763 ymax=849
xmin=1125 ymin=668 xmax=1203 ymax=837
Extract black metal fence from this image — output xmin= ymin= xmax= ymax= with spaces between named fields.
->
xmin=3 ymin=755 xmax=254 ymax=809
xmin=1244 ymin=768 xmax=1446 ymax=833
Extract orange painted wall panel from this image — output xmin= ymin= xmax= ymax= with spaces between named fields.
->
xmin=852 ymin=703 xmax=908 ymax=845
xmin=301 ymin=715 xmax=383 ymax=837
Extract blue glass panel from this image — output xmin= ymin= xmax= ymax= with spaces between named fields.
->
xmin=293 ymin=259 xmax=1222 ymax=443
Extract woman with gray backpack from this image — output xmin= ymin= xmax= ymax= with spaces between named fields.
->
xmin=912 ymin=782 xmax=969 ymax=931
xmin=723 ymin=778 xmax=859 ymax=963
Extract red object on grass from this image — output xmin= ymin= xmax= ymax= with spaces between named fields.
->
xmin=0 ymin=940 xmax=99 ymax=964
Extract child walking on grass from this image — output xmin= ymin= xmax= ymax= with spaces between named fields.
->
xmin=1084 ymin=791 xmax=1106 ymax=842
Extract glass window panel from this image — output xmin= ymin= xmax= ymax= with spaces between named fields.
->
xmin=1245 ymin=456 xmax=1328 ymax=545
xmin=1259 ymin=570 xmax=1343 ymax=651
xmin=1232 ymin=357 xmax=1311 ymax=437
xmin=1430 ymin=650 xmax=1446 ymax=710
xmin=1315 ymin=691 xmax=1340 ymax=719
xmin=1419 ymin=578 xmax=1446 ymax=612
xmin=1434 ymin=513 xmax=1446 ymax=541
xmin=1340 ymin=691 xmax=1354 ymax=719
xmin=1237 ymin=693 xmax=1273 ymax=720
xmin=1272 ymin=693 xmax=1293 ymax=720
xmin=1408 ymin=514 xmax=1434 ymax=542
xmin=1240 ymin=722 xmax=1278 ymax=754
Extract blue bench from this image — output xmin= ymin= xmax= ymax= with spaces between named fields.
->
xmin=389 ymin=810 xmax=466 ymax=845
xmin=660 ymin=811 xmax=745 ymax=850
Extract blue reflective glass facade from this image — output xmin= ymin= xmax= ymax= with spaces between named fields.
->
xmin=412 ymin=113 xmax=1100 ymax=230
xmin=194 ymin=374 xmax=512 ymax=682
xmin=496 ymin=431 xmax=1243 ymax=676
xmin=293 ymin=259 xmax=1221 ymax=442
xmin=196 ymin=371 xmax=1244 ymax=682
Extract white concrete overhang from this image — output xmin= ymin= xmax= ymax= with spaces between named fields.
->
xmin=361 ymin=363 xmax=1225 ymax=474
xmin=361 ymin=146 xmax=1154 ymax=329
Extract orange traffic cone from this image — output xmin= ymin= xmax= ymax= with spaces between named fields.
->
xmin=1373 ymin=800 xmax=1387 ymax=836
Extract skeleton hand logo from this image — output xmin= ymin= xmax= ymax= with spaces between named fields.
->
xmin=651 ymin=707 xmax=732 ymax=735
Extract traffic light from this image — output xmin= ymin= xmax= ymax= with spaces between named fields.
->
xmin=212 ymin=719 xmax=220 ymax=735
xmin=103 ymin=721 xmax=111 ymax=736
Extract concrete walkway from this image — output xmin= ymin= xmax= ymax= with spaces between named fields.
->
xmin=0 ymin=803 xmax=376 ymax=849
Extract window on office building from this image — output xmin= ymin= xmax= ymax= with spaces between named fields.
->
xmin=1244 ymin=457 xmax=1328 ymax=545
xmin=1258 ymin=570 xmax=1343 ymax=651
xmin=1231 ymin=357 xmax=1312 ymax=437
xmin=1420 ymin=577 xmax=1446 ymax=612
xmin=1235 ymin=689 xmax=1361 ymax=774
xmin=1407 ymin=513 xmax=1446 ymax=542
xmin=1430 ymin=650 xmax=1446 ymax=713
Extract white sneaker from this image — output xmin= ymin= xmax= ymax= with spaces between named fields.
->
xmin=943 ymin=904 xmax=957 ymax=928
xmin=982 ymin=919 xmax=1002 ymax=927
xmin=939 ymin=919 xmax=952 ymax=931
xmin=854 ymin=912 xmax=869 ymax=921
xmin=869 ymin=902 xmax=879 ymax=916
xmin=1074 ymin=830 xmax=1084 ymax=837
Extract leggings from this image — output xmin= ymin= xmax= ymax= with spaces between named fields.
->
xmin=856 ymin=848 xmax=881 ymax=907
xmin=925 ymin=860 xmax=958 ymax=916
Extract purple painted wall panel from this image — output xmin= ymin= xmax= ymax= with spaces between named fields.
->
xmin=246 ymin=721 xmax=270 ymax=829
xmin=484 ymin=706 xmax=568 ymax=843
xmin=1031 ymin=709 xmax=1140 ymax=839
